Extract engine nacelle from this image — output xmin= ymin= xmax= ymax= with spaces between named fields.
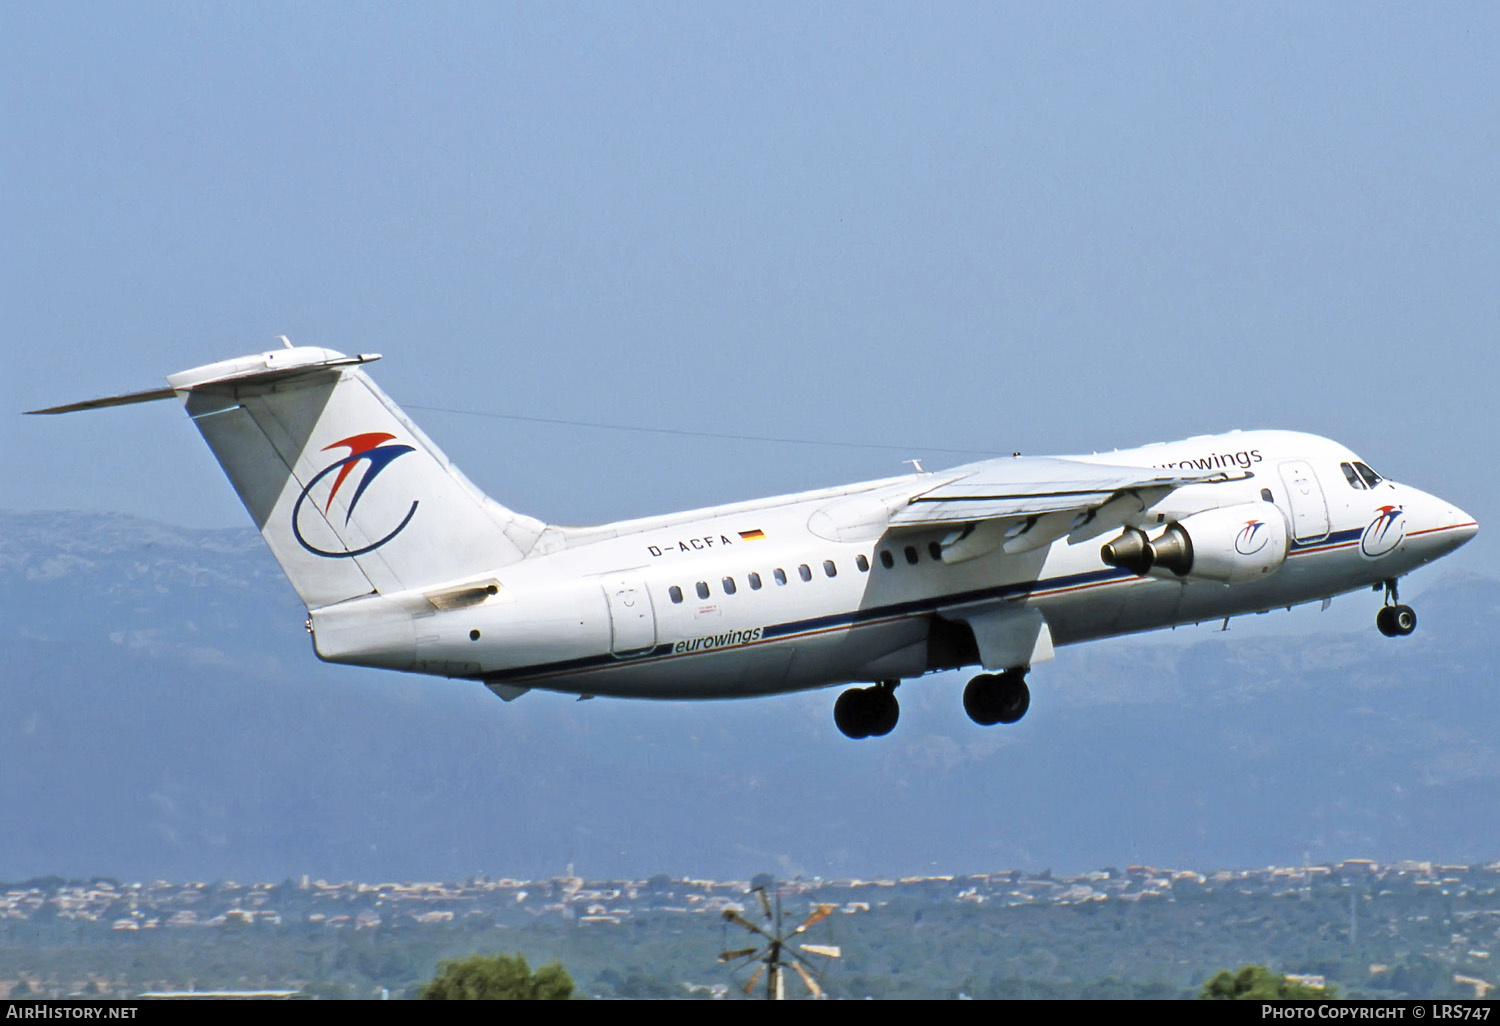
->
xmin=1101 ymin=502 xmax=1289 ymax=584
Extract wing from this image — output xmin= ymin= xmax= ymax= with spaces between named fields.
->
xmin=889 ymin=457 xmax=1231 ymax=563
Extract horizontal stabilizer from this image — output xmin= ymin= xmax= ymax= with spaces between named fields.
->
xmin=26 ymin=387 xmax=178 ymax=415
xmin=26 ymin=348 xmax=381 ymax=415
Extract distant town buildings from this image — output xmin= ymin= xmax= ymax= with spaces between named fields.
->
xmin=0 ymin=859 xmax=1495 ymax=937
xmin=1 ymin=859 xmax=1496 ymax=999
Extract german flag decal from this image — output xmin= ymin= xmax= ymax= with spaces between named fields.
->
xmin=738 ymin=529 xmax=766 ymax=541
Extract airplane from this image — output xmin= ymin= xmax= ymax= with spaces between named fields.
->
xmin=28 ymin=341 xmax=1478 ymax=740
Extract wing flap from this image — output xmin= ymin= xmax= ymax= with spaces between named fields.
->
xmin=891 ymin=489 xmax=1118 ymax=525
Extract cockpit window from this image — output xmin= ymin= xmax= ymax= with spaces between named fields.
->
xmin=1353 ymin=462 xmax=1382 ymax=488
xmin=1341 ymin=462 xmax=1366 ymax=489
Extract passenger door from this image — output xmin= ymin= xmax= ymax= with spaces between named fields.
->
xmin=1278 ymin=460 xmax=1331 ymax=542
xmin=603 ymin=578 xmax=657 ymax=656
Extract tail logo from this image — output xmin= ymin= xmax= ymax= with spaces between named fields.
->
xmin=1359 ymin=505 xmax=1406 ymax=558
xmin=293 ymin=432 xmax=419 ymax=558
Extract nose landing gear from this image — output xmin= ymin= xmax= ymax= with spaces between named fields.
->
xmin=833 ymin=681 xmax=900 ymax=739
xmin=1376 ymin=604 xmax=1416 ymax=637
xmin=963 ymin=668 xmax=1030 ymax=726
xmin=1376 ymin=578 xmax=1417 ymax=637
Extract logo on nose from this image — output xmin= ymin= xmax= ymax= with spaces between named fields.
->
xmin=1359 ymin=505 xmax=1406 ymax=558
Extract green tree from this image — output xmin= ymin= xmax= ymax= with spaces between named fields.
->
xmin=420 ymin=952 xmax=573 ymax=1001
xmin=1200 ymin=965 xmax=1336 ymax=1000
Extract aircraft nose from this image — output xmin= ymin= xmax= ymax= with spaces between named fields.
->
xmin=1399 ymin=486 xmax=1477 ymax=560
xmin=1417 ymin=490 xmax=1478 ymax=553
xmin=1445 ymin=502 xmax=1479 ymax=546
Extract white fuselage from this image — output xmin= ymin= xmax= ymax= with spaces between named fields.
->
xmin=308 ymin=429 xmax=1476 ymax=700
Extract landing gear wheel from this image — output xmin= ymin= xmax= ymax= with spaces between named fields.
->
xmin=1394 ymin=605 xmax=1417 ymax=635
xmin=964 ymin=674 xmax=1003 ymax=726
xmin=834 ymin=683 xmax=900 ymax=739
xmin=834 ymin=688 xmax=871 ymax=739
xmin=995 ymin=675 xmax=1031 ymax=724
xmin=964 ymin=670 xmax=1031 ymax=726
xmin=869 ymin=687 xmax=899 ymax=738
xmin=1376 ymin=603 xmax=1417 ymax=637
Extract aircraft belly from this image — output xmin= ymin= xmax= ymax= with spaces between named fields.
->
xmin=501 ymin=618 xmax=926 ymax=700
xmin=778 ymin=617 xmax=929 ymax=688
xmin=1044 ymin=546 xmax=1385 ymax=645
xmin=519 ymin=644 xmax=797 ymax=700
xmin=1025 ymin=576 xmax=1181 ymax=647
xmin=1026 ymin=591 xmax=1118 ymax=649
xmin=1107 ymin=577 xmax=1185 ymax=633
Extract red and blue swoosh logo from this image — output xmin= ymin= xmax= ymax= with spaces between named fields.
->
xmin=293 ymin=432 xmax=418 ymax=558
xmin=1359 ymin=505 xmax=1405 ymax=558
xmin=1234 ymin=519 xmax=1270 ymax=556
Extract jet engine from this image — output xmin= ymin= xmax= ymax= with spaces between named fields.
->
xmin=1100 ymin=502 xmax=1290 ymax=584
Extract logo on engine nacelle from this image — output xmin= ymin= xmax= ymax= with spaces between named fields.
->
xmin=1234 ymin=520 xmax=1271 ymax=556
xmin=1360 ymin=505 xmax=1406 ymax=558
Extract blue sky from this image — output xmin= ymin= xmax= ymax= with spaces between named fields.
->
xmin=5 ymin=2 xmax=1497 ymax=588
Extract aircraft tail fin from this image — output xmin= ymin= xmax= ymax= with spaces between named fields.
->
xmin=32 ymin=345 xmax=545 ymax=608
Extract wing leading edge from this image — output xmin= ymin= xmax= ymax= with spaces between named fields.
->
xmin=890 ymin=457 xmax=1232 ymax=563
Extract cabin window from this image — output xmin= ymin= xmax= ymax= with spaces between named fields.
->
xmin=928 ymin=541 xmax=942 ymax=561
xmin=904 ymin=545 xmax=919 ymax=565
xmin=668 ymin=585 xmax=683 ymax=604
xmin=774 ymin=568 xmax=788 ymax=586
xmin=1353 ymin=462 xmax=1382 ymax=488
xmin=880 ymin=550 xmax=894 ymax=569
xmin=722 ymin=576 xmax=737 ymax=595
xmin=696 ymin=581 xmax=710 ymax=600
xmin=823 ymin=559 xmax=837 ymax=578
xmin=748 ymin=572 xmax=762 ymax=590
xmin=856 ymin=554 xmax=869 ymax=572
xmin=1341 ymin=462 xmax=1366 ymax=490
xmin=798 ymin=563 xmax=813 ymax=582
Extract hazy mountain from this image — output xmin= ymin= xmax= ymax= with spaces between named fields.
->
xmin=2 ymin=510 xmax=1496 ymax=883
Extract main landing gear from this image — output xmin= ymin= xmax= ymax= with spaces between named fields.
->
xmin=834 ymin=681 xmax=899 ymax=739
xmin=1375 ymin=578 xmax=1417 ymax=638
xmin=833 ymin=670 xmax=1033 ymax=739
xmin=963 ymin=668 xmax=1030 ymax=726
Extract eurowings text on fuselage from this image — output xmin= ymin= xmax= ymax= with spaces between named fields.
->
xmin=28 ymin=345 xmax=1478 ymax=739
